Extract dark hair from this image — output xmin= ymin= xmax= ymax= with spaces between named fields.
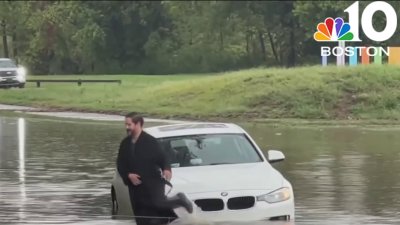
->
xmin=125 ymin=112 xmax=144 ymax=127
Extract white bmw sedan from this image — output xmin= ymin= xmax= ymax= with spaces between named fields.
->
xmin=111 ymin=122 xmax=295 ymax=222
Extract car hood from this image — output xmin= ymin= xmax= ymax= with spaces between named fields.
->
xmin=170 ymin=162 xmax=283 ymax=193
xmin=0 ymin=67 xmax=17 ymax=72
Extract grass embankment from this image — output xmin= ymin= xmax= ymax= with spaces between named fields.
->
xmin=1 ymin=65 xmax=400 ymax=123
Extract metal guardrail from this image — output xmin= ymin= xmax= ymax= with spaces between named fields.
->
xmin=26 ymin=79 xmax=122 ymax=87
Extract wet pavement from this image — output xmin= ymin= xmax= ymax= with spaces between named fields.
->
xmin=0 ymin=104 xmax=191 ymax=123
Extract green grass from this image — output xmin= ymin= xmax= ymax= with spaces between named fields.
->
xmin=1 ymin=65 xmax=400 ymax=122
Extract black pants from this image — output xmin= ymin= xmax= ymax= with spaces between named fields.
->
xmin=128 ymin=178 xmax=179 ymax=225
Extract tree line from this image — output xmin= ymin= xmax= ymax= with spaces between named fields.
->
xmin=0 ymin=1 xmax=397 ymax=75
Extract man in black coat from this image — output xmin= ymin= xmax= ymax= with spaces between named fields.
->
xmin=117 ymin=113 xmax=193 ymax=225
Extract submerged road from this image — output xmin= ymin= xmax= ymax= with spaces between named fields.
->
xmin=0 ymin=103 xmax=191 ymax=123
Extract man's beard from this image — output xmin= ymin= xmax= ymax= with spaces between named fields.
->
xmin=126 ymin=129 xmax=132 ymax=136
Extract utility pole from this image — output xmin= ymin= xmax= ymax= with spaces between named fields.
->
xmin=1 ymin=20 xmax=9 ymax=58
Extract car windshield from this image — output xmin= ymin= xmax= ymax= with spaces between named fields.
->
xmin=0 ymin=60 xmax=17 ymax=68
xmin=158 ymin=133 xmax=263 ymax=168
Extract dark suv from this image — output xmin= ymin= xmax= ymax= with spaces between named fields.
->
xmin=0 ymin=58 xmax=26 ymax=88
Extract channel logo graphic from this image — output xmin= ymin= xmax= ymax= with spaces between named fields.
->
xmin=314 ymin=17 xmax=354 ymax=42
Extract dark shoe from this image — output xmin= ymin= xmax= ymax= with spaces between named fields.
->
xmin=177 ymin=192 xmax=193 ymax=214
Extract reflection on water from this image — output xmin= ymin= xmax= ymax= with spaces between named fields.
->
xmin=0 ymin=114 xmax=400 ymax=224
xmin=241 ymin=123 xmax=400 ymax=225
xmin=0 ymin=116 xmax=123 ymax=224
xmin=18 ymin=117 xmax=27 ymax=221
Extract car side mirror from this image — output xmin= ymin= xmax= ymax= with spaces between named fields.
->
xmin=268 ymin=150 xmax=285 ymax=163
xmin=190 ymin=158 xmax=202 ymax=165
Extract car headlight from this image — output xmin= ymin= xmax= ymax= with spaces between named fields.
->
xmin=256 ymin=187 xmax=291 ymax=203
xmin=17 ymin=67 xmax=26 ymax=82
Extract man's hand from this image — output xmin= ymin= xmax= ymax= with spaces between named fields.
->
xmin=163 ymin=170 xmax=172 ymax=181
xmin=128 ymin=173 xmax=142 ymax=186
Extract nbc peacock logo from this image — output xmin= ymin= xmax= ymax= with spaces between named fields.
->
xmin=314 ymin=17 xmax=354 ymax=42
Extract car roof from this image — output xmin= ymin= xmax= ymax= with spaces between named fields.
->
xmin=144 ymin=122 xmax=246 ymax=138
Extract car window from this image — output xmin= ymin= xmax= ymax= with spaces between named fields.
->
xmin=158 ymin=134 xmax=263 ymax=168
xmin=0 ymin=60 xmax=17 ymax=68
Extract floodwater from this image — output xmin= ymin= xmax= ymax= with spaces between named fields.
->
xmin=1 ymin=113 xmax=400 ymax=225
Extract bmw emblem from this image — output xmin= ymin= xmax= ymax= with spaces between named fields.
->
xmin=221 ymin=192 xmax=228 ymax=197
